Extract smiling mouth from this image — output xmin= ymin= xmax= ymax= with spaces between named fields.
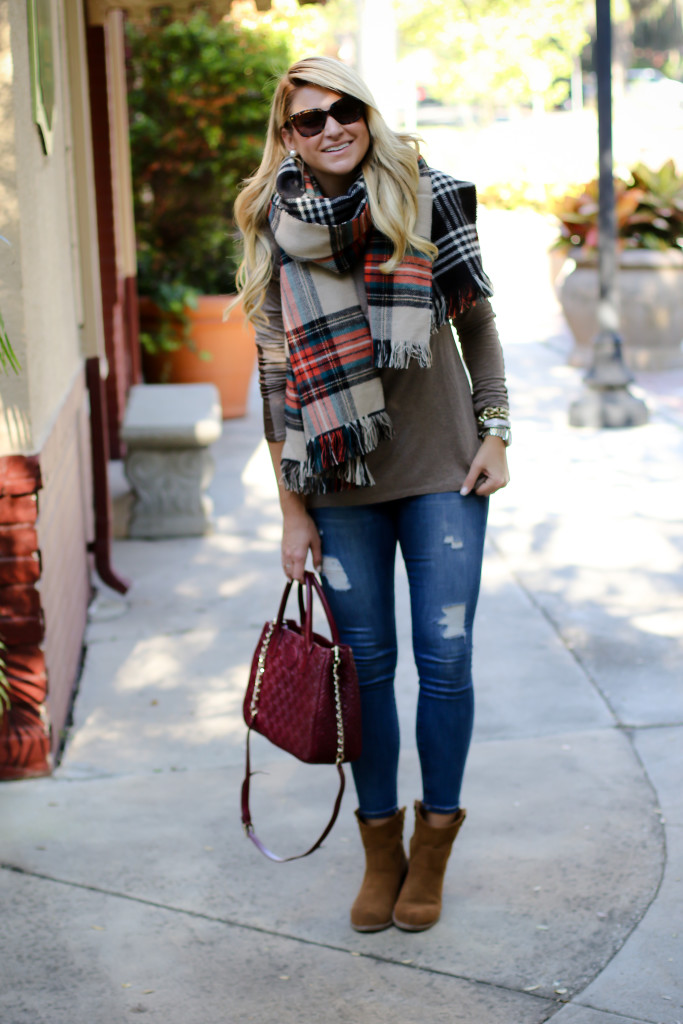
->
xmin=323 ymin=143 xmax=350 ymax=153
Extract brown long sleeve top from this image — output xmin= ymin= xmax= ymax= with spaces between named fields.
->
xmin=255 ymin=257 xmax=509 ymax=508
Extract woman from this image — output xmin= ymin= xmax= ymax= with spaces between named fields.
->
xmin=234 ymin=56 xmax=510 ymax=933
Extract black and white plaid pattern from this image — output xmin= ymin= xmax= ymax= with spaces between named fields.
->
xmin=273 ymin=157 xmax=367 ymax=229
xmin=274 ymin=157 xmax=493 ymax=329
xmin=429 ymin=167 xmax=493 ymax=326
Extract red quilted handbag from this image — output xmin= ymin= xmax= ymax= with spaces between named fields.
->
xmin=241 ymin=571 xmax=361 ymax=861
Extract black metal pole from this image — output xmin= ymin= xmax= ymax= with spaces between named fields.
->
xmin=569 ymin=0 xmax=648 ymax=427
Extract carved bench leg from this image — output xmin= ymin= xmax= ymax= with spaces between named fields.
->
xmin=124 ymin=448 xmax=215 ymax=538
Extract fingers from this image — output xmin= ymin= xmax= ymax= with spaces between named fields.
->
xmin=282 ymin=552 xmax=306 ymax=582
xmin=474 ymin=478 xmax=501 ymax=496
xmin=474 ymin=467 xmax=510 ymax=496
xmin=462 ymin=468 xmax=509 ymax=497
xmin=310 ymin=529 xmax=323 ymax=575
xmin=462 ymin=437 xmax=510 ymax=497
xmin=459 ymin=467 xmax=479 ymax=497
xmin=282 ymin=515 xmax=322 ymax=582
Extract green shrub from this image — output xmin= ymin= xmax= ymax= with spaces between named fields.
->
xmin=126 ymin=12 xmax=289 ymax=351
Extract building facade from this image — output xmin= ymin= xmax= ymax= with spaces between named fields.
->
xmin=0 ymin=0 xmax=324 ymax=779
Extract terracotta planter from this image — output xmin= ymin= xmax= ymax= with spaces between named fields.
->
xmin=558 ymin=248 xmax=683 ymax=371
xmin=140 ymin=294 xmax=257 ymax=419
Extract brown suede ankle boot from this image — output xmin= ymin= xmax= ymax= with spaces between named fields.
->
xmin=392 ymin=801 xmax=466 ymax=932
xmin=351 ymin=808 xmax=408 ymax=932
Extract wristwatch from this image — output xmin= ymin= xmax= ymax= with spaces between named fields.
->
xmin=482 ymin=426 xmax=512 ymax=446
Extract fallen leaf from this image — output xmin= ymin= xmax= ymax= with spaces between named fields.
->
xmin=523 ymin=985 xmax=540 ymax=992
xmin=555 ymin=988 xmax=568 ymax=995
xmin=536 ymin=925 xmax=549 ymax=931
xmin=91 ymin=926 xmax=105 ymax=931
xmin=142 ymin=991 xmax=155 ymax=995
xmin=122 ymin=983 xmax=132 ymax=989
xmin=279 ymin=975 xmax=289 ymax=981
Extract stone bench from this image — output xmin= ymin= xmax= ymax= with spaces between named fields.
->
xmin=121 ymin=383 xmax=223 ymax=538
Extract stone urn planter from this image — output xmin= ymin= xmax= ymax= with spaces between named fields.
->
xmin=558 ymin=248 xmax=683 ymax=371
xmin=140 ymin=295 xmax=257 ymax=419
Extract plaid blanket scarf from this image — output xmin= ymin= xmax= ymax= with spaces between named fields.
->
xmin=269 ymin=155 xmax=493 ymax=494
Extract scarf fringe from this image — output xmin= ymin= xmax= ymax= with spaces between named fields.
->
xmin=281 ymin=411 xmax=393 ymax=494
xmin=310 ymin=411 xmax=393 ymax=472
xmin=431 ymin=285 xmax=483 ymax=333
xmin=374 ymin=339 xmax=432 ymax=369
xmin=281 ymin=455 xmax=376 ymax=495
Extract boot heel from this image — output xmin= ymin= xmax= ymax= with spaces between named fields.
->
xmin=392 ymin=801 xmax=466 ymax=932
xmin=351 ymin=808 xmax=407 ymax=932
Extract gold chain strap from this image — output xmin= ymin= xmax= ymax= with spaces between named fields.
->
xmin=249 ymin=619 xmax=346 ymax=765
xmin=249 ymin=618 xmax=276 ymax=721
xmin=332 ymin=645 xmax=345 ymax=766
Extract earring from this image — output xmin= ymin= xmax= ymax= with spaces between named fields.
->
xmin=288 ymin=149 xmax=304 ymax=173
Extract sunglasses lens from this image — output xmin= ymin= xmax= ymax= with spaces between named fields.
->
xmin=291 ymin=110 xmax=327 ymax=138
xmin=290 ymin=97 xmax=365 ymax=137
xmin=332 ymin=98 xmax=364 ymax=125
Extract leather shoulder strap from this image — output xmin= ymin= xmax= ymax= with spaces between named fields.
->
xmin=240 ymin=728 xmax=346 ymax=862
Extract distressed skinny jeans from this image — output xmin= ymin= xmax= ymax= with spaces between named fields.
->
xmin=310 ymin=492 xmax=488 ymax=819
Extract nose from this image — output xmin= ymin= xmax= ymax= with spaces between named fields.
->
xmin=322 ymin=114 xmax=345 ymax=138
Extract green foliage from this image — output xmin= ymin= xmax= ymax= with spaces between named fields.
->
xmin=553 ymin=160 xmax=683 ymax=251
xmin=478 ymin=180 xmax=549 ymax=212
xmin=126 ymin=12 xmax=289 ymax=351
xmin=0 ymin=309 xmax=20 ymax=374
xmin=0 ymin=235 xmax=21 ymax=374
xmin=395 ymin=0 xmax=589 ymax=112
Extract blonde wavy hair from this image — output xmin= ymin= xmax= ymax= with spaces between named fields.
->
xmin=233 ymin=56 xmax=437 ymax=325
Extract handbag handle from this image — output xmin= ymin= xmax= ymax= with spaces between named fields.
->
xmin=304 ymin=570 xmax=340 ymax=645
xmin=273 ymin=571 xmax=341 ymax=647
xmin=241 ymin=571 xmax=347 ymax=861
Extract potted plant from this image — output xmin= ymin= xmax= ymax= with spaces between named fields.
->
xmin=126 ymin=12 xmax=289 ymax=417
xmin=552 ymin=160 xmax=683 ymax=370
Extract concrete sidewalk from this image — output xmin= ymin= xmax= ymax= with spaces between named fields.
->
xmin=1 ymin=210 xmax=682 ymax=1024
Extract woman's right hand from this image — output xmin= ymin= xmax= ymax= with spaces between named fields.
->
xmin=267 ymin=439 xmax=322 ymax=581
xmin=281 ymin=507 xmax=322 ymax=582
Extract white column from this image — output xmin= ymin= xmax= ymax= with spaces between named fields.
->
xmin=357 ymin=0 xmax=399 ymax=128
xmin=63 ymin=0 xmax=106 ymax=360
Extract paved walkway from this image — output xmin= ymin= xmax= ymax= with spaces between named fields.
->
xmin=1 ymin=210 xmax=682 ymax=1024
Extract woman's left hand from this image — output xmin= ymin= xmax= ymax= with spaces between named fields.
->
xmin=460 ymin=435 xmax=510 ymax=497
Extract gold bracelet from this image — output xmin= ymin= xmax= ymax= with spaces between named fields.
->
xmin=477 ymin=406 xmax=510 ymax=426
